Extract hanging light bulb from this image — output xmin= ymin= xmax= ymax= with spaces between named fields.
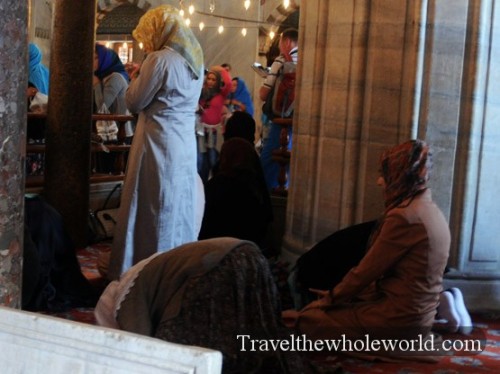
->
xmin=139 ymin=42 xmax=144 ymax=49
xmin=122 ymin=41 xmax=128 ymax=49
xmin=241 ymin=28 xmax=247 ymax=37
xmin=218 ymin=24 xmax=224 ymax=34
xmin=209 ymin=0 xmax=215 ymax=13
xmin=105 ymin=41 xmax=110 ymax=48
xmin=244 ymin=0 xmax=251 ymax=10
xmin=283 ymin=0 xmax=290 ymax=9
xmin=185 ymin=18 xmax=191 ymax=26
xmin=269 ymin=31 xmax=275 ymax=39
xmin=188 ymin=4 xmax=195 ymax=14
xmin=199 ymin=22 xmax=205 ymax=31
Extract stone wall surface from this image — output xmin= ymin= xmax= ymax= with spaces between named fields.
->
xmin=282 ymin=0 xmax=500 ymax=309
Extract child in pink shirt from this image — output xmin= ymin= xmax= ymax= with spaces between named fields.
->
xmin=197 ymin=66 xmax=232 ymax=182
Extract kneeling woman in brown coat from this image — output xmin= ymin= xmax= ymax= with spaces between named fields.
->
xmin=284 ymin=140 xmax=450 ymax=353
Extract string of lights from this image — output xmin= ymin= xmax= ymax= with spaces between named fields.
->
xmin=178 ymin=0 xmax=295 ymax=38
xmin=194 ymin=10 xmax=293 ymax=27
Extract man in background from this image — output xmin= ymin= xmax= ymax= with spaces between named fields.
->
xmin=259 ymin=28 xmax=298 ymax=191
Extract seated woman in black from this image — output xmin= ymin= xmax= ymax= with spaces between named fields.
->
xmin=223 ymin=110 xmax=256 ymax=144
xmin=198 ymin=138 xmax=272 ymax=249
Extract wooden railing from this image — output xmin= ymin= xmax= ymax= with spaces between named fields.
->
xmin=26 ymin=113 xmax=135 ymax=188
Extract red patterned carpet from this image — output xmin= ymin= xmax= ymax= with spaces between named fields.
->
xmin=43 ymin=243 xmax=111 ymax=325
xmin=58 ymin=244 xmax=500 ymax=373
xmin=309 ymin=312 xmax=500 ymax=373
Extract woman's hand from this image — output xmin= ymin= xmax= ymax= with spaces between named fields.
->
xmin=125 ymin=62 xmax=141 ymax=80
xmin=282 ymin=309 xmax=300 ymax=328
xmin=233 ymin=99 xmax=245 ymax=111
xmin=306 ymin=288 xmax=333 ymax=309
xmin=309 ymin=288 xmax=329 ymax=298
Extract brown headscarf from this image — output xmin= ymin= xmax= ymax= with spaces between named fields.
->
xmin=380 ymin=139 xmax=432 ymax=211
xmin=132 ymin=5 xmax=203 ymax=79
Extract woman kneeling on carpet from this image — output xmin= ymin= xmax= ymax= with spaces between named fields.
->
xmin=284 ymin=140 xmax=455 ymax=355
xmin=95 ymin=237 xmax=308 ymax=373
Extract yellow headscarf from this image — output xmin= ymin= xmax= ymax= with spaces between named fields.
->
xmin=133 ymin=5 xmax=204 ymax=79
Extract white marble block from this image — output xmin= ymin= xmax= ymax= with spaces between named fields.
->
xmin=0 ymin=306 xmax=222 ymax=374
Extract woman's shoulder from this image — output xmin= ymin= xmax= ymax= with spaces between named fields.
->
xmin=104 ymin=72 xmax=128 ymax=86
xmin=150 ymin=48 xmax=186 ymax=64
xmin=387 ymin=189 xmax=440 ymax=222
xmin=147 ymin=48 xmax=196 ymax=76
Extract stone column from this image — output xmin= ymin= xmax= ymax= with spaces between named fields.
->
xmin=0 ymin=2 xmax=28 ymax=308
xmin=44 ymin=0 xmax=96 ymax=248
xmin=281 ymin=0 xmax=422 ymax=265
xmin=432 ymin=0 xmax=500 ymax=310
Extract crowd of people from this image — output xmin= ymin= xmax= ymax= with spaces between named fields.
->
xmin=23 ymin=4 xmax=473 ymax=373
xmin=95 ymin=9 xmax=299 ymax=277
xmin=26 ymin=16 xmax=297 ymax=187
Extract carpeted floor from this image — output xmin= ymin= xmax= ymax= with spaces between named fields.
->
xmin=308 ymin=312 xmax=500 ymax=373
xmin=60 ymin=243 xmax=500 ymax=373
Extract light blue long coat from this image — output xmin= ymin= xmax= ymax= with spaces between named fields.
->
xmin=108 ymin=47 xmax=204 ymax=280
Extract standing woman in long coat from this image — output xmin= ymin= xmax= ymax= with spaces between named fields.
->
xmin=107 ymin=5 xmax=204 ymax=280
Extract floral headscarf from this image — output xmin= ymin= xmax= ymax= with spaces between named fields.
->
xmin=366 ymin=139 xmax=432 ymax=248
xmin=379 ymin=139 xmax=432 ymax=210
xmin=94 ymin=43 xmax=129 ymax=82
xmin=132 ymin=5 xmax=203 ymax=79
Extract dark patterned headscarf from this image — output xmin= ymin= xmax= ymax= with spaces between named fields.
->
xmin=380 ymin=139 xmax=432 ymax=211
xmin=366 ymin=139 xmax=432 ymax=249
